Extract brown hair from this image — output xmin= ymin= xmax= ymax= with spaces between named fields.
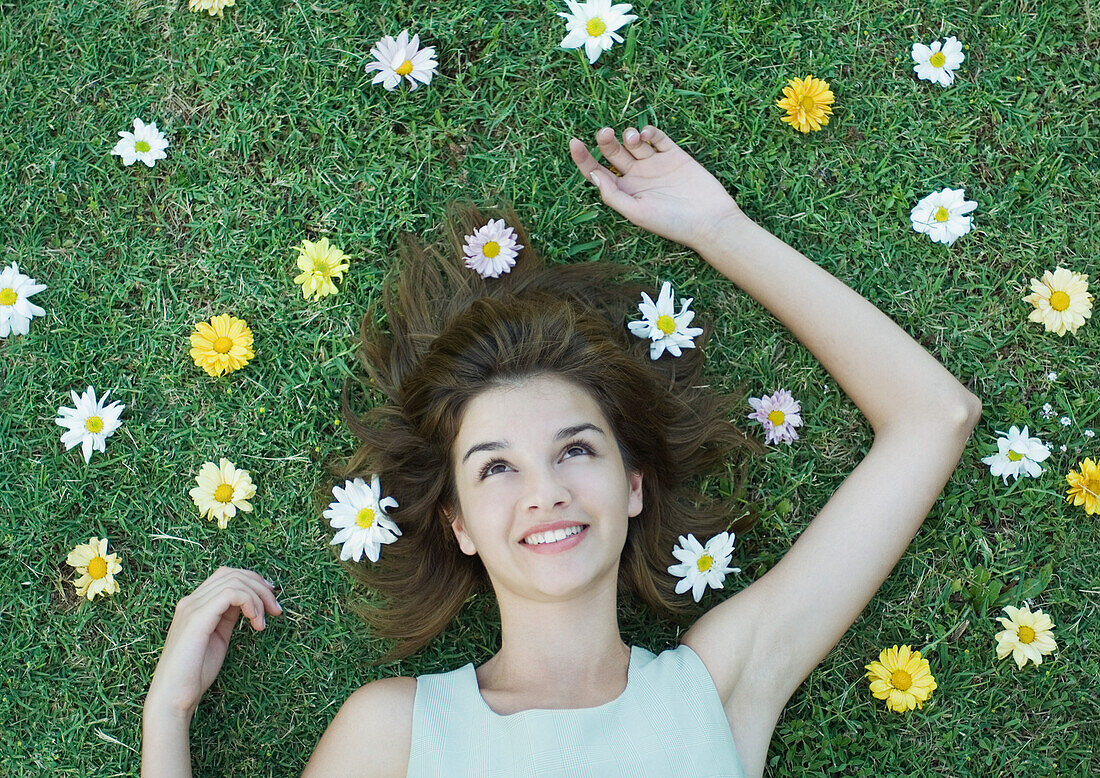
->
xmin=334 ymin=202 xmax=764 ymax=662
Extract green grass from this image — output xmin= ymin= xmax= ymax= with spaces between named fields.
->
xmin=2 ymin=0 xmax=1098 ymax=774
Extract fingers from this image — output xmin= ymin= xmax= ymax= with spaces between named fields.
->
xmin=639 ymin=125 xmax=677 ymax=153
xmin=621 ymin=126 xmax=655 ymax=159
xmin=184 ymin=567 xmax=282 ymax=632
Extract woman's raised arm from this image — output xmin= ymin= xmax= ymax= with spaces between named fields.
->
xmin=571 ymin=125 xmax=981 ymax=767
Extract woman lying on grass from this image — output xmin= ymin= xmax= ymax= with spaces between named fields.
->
xmin=142 ymin=124 xmax=981 ymax=777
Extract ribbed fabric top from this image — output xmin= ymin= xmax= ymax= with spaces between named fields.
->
xmin=407 ymin=643 xmax=747 ymax=778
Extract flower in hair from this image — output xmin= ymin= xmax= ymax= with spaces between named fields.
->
xmin=325 ymin=475 xmax=401 ymax=563
xmin=668 ymin=532 xmax=739 ymax=602
xmin=747 ymin=389 xmax=803 ymax=445
xmin=627 ymin=281 xmax=704 ymax=359
xmin=462 ymin=219 xmax=524 ymax=279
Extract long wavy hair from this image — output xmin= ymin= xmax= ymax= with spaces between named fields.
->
xmin=332 ymin=202 xmax=764 ymax=662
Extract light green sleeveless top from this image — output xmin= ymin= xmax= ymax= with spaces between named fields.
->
xmin=407 ymin=643 xmax=747 ymax=777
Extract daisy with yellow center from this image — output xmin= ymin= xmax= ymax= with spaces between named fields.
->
xmin=910 ymin=187 xmax=978 ymax=245
xmin=189 ymin=458 xmax=257 ymax=529
xmin=668 ymin=531 xmax=740 ymax=602
xmin=865 ymin=645 xmax=937 ymax=713
xmin=462 ymin=219 xmax=525 ymax=279
xmin=627 ymin=281 xmax=704 ymax=359
xmin=293 ymin=238 xmax=351 ymax=300
xmin=365 ymin=29 xmax=438 ymax=91
xmin=980 ymin=425 xmax=1050 ymax=483
xmin=1065 ymin=457 xmax=1100 ymax=515
xmin=747 ymin=389 xmax=803 ymax=445
xmin=0 ymin=261 xmax=47 ymax=338
xmin=66 ymin=537 xmax=122 ymax=601
xmin=911 ymin=36 xmax=965 ymax=87
xmin=188 ymin=0 xmax=235 ymax=17
xmin=189 ymin=314 xmax=254 ymax=377
xmin=995 ymin=604 xmax=1057 ymax=668
xmin=324 ymin=475 xmax=401 ymax=563
xmin=1022 ymin=267 xmax=1092 ymax=337
xmin=559 ymin=0 xmax=638 ymax=64
xmin=55 ymin=386 xmax=126 ymax=463
xmin=776 ymin=76 xmax=835 ymax=133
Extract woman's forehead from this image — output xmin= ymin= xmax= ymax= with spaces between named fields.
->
xmin=456 ymin=376 xmax=608 ymax=444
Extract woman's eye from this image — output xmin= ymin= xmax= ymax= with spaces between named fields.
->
xmin=564 ymin=443 xmax=592 ymax=458
xmin=480 ymin=461 xmax=509 ymax=479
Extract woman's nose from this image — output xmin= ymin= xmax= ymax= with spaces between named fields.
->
xmin=523 ymin=466 xmax=571 ymax=512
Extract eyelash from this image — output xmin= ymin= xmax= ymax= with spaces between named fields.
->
xmin=477 ymin=439 xmax=594 ymax=481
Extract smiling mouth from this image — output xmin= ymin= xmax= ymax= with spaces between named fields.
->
xmin=521 ymin=524 xmax=588 ymax=546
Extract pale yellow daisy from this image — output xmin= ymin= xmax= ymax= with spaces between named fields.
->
xmin=1023 ymin=267 xmax=1092 ymax=336
xmin=189 ymin=0 xmax=235 ymax=17
xmin=189 ymin=314 xmax=254 ymax=377
xmin=293 ymin=238 xmax=350 ymax=300
xmin=1066 ymin=457 xmax=1100 ymax=516
xmin=66 ymin=537 xmax=122 ymax=601
xmin=189 ymin=458 xmax=257 ymax=529
xmin=995 ymin=605 xmax=1057 ymax=668
xmin=865 ymin=645 xmax=937 ymax=713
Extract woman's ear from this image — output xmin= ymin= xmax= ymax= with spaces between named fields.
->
xmin=627 ymin=470 xmax=644 ymax=518
xmin=445 ymin=507 xmax=479 ymax=556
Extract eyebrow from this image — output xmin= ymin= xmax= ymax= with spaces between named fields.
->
xmin=461 ymin=423 xmax=606 ymax=465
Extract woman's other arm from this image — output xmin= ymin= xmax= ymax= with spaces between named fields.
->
xmin=141 ymin=567 xmax=282 ymax=777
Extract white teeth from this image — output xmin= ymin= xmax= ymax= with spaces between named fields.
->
xmin=523 ymin=525 xmax=585 ymax=545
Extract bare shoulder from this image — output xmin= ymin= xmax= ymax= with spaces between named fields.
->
xmin=301 ymin=676 xmax=417 ymax=778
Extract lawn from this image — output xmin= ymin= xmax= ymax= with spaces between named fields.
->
xmin=1 ymin=0 xmax=1098 ymax=775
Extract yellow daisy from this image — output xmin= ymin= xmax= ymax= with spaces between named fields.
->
xmin=865 ymin=644 xmax=937 ymax=713
xmin=995 ymin=605 xmax=1057 ymax=668
xmin=189 ymin=314 xmax=254 ymax=377
xmin=1023 ymin=267 xmax=1092 ymax=336
xmin=188 ymin=0 xmax=235 ymax=17
xmin=189 ymin=458 xmax=257 ymax=529
xmin=293 ymin=238 xmax=351 ymax=300
xmin=66 ymin=537 xmax=122 ymax=601
xmin=776 ymin=76 xmax=835 ymax=133
xmin=1066 ymin=457 xmax=1100 ymax=515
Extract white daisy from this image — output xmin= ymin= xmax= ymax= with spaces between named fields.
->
xmin=462 ymin=219 xmax=524 ymax=279
xmin=911 ymin=36 xmax=965 ymax=87
xmin=324 ymin=475 xmax=401 ymax=563
xmin=668 ymin=532 xmax=739 ymax=603
xmin=559 ymin=0 xmax=638 ymax=65
xmin=981 ymin=425 xmax=1051 ymax=483
xmin=0 ymin=262 xmax=47 ymax=338
xmin=55 ymin=386 xmax=125 ymax=463
xmin=627 ymin=281 xmax=704 ymax=359
xmin=910 ymin=187 xmax=977 ymax=245
xmin=365 ymin=29 xmax=438 ymax=91
xmin=111 ymin=118 xmax=169 ymax=167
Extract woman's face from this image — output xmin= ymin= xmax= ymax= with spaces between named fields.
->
xmin=449 ymin=374 xmax=643 ymax=602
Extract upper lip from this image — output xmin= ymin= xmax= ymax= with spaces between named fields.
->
xmin=519 ymin=521 xmax=588 ymax=543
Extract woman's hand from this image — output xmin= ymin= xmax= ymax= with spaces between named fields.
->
xmin=144 ymin=567 xmax=282 ymax=720
xmin=569 ymin=125 xmax=746 ymax=252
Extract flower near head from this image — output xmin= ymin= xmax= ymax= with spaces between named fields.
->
xmin=294 ymin=238 xmax=350 ymax=300
xmin=912 ymin=36 xmax=965 ymax=87
xmin=324 ymin=475 xmax=401 ymax=563
xmin=1065 ymin=457 xmax=1100 ymax=516
xmin=111 ymin=118 xmax=169 ymax=167
xmin=188 ymin=0 xmax=234 ymax=16
xmin=462 ymin=219 xmax=524 ymax=279
xmin=558 ymin=0 xmax=638 ymax=65
xmin=189 ymin=458 xmax=256 ymax=529
xmin=627 ymin=281 xmax=704 ymax=359
xmin=0 ymin=262 xmax=46 ymax=337
xmin=55 ymin=386 xmax=125 ymax=463
xmin=995 ymin=605 xmax=1057 ymax=669
xmin=747 ymin=389 xmax=803 ymax=445
xmin=66 ymin=537 xmax=122 ymax=601
xmin=365 ymin=29 xmax=438 ymax=91
xmin=776 ymin=76 xmax=834 ymax=133
xmin=981 ymin=425 xmax=1051 ymax=484
xmin=1022 ymin=267 xmax=1092 ymax=337
xmin=910 ymin=187 xmax=977 ymax=245
xmin=865 ymin=645 xmax=937 ymax=713
xmin=189 ymin=314 xmax=254 ymax=377
xmin=668 ymin=532 xmax=739 ymax=603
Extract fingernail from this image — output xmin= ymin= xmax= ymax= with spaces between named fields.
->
xmin=264 ymin=578 xmax=275 ymax=588
xmin=590 ymin=172 xmax=600 ymax=186
xmin=274 ymin=600 xmax=283 ymax=613
xmin=625 ymin=130 xmax=637 ymax=143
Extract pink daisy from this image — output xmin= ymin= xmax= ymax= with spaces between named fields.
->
xmin=747 ymin=389 xmax=803 ymax=445
xmin=462 ymin=219 xmax=524 ymax=279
